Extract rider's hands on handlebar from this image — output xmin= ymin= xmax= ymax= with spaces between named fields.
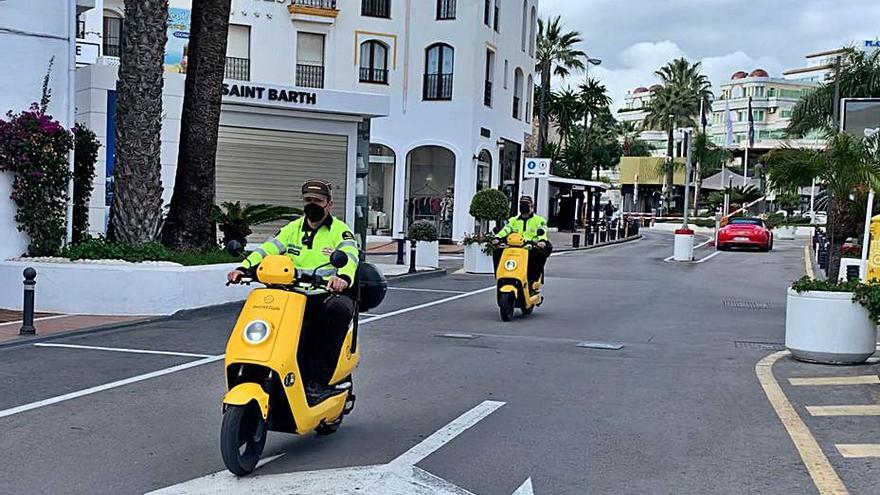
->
xmin=491 ymin=238 xmax=500 ymax=246
xmin=327 ymin=276 xmax=349 ymax=293
xmin=537 ymin=241 xmax=547 ymax=249
xmin=226 ymin=269 xmax=245 ymax=285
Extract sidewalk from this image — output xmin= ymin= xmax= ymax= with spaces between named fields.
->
xmin=0 ymin=313 xmax=148 ymax=344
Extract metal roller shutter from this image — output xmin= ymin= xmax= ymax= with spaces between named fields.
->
xmin=216 ymin=125 xmax=348 ymax=242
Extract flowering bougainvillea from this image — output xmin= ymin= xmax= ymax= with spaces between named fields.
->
xmin=0 ymin=103 xmax=74 ymax=256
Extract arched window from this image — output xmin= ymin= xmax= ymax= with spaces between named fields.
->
xmin=513 ymin=68 xmax=524 ymax=120
xmin=477 ymin=150 xmax=492 ymax=192
xmin=368 ymin=144 xmax=395 ymax=236
xmin=103 ymin=10 xmax=123 ymax=57
xmin=520 ymin=0 xmax=528 ymax=52
xmin=359 ymin=40 xmax=389 ymax=84
xmin=424 ymin=43 xmax=454 ymax=100
xmin=529 ymin=6 xmax=537 ymax=56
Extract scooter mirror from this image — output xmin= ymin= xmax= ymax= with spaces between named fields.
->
xmin=330 ymin=250 xmax=349 ymax=269
xmin=226 ymin=240 xmax=244 ymax=258
xmin=537 ymin=229 xmax=546 ymax=236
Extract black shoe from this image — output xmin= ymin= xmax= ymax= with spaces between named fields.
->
xmin=306 ymin=381 xmax=338 ymax=404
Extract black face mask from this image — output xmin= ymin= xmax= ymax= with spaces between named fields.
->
xmin=304 ymin=203 xmax=326 ymax=223
xmin=519 ymin=203 xmax=531 ymax=215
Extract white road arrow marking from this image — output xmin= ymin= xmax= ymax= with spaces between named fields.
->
xmin=147 ymin=400 xmax=535 ymax=495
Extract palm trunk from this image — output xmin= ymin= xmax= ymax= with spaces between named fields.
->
xmin=107 ymin=0 xmax=168 ymax=244
xmin=538 ymin=63 xmax=551 ymax=157
xmin=663 ymin=126 xmax=674 ymax=215
xmin=693 ymin=159 xmax=702 ymax=216
xmin=162 ymin=0 xmax=233 ymax=250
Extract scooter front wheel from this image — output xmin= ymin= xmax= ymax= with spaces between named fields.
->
xmin=221 ymin=403 xmax=268 ymax=476
xmin=499 ymin=292 xmax=515 ymax=322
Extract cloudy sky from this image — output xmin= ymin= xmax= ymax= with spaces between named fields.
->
xmin=538 ymin=0 xmax=880 ymax=110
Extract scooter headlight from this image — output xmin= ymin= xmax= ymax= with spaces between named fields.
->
xmin=243 ymin=320 xmax=271 ymax=344
xmin=504 ymin=260 xmax=517 ymax=271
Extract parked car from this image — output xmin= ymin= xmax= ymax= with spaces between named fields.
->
xmin=717 ymin=217 xmax=773 ymax=252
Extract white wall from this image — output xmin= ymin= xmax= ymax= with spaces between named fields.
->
xmin=0 ymin=0 xmax=78 ymax=259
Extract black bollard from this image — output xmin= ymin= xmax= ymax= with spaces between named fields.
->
xmin=396 ymin=238 xmax=405 ymax=265
xmin=846 ymin=264 xmax=861 ymax=281
xmin=572 ymin=234 xmax=580 ymax=248
xmin=20 ymin=267 xmax=36 ymax=335
xmin=408 ymin=239 xmax=418 ymax=274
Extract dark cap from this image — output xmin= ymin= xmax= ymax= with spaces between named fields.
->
xmin=302 ymin=180 xmax=332 ymax=201
xmin=519 ymin=195 xmax=534 ymax=206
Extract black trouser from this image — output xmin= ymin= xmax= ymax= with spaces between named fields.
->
xmin=298 ymin=293 xmax=355 ymax=386
xmin=492 ymin=242 xmax=552 ymax=286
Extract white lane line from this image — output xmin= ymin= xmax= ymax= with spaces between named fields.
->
xmin=693 ymin=251 xmax=722 ymax=264
xmin=790 ymin=375 xmax=880 ymax=386
xmin=807 ymin=405 xmax=880 ymax=417
xmin=360 ymin=286 xmax=495 ymax=325
xmin=0 ymin=355 xmax=224 ymax=419
xmin=513 ymin=478 xmax=535 ymax=495
xmin=0 ymin=314 xmax=73 ymax=328
xmin=34 ymin=343 xmax=214 ymax=358
xmin=836 ymin=444 xmax=880 ymax=458
xmin=388 ymin=400 xmax=506 ymax=467
xmin=2 ymin=286 xmax=496 ymax=419
xmin=386 ymin=287 xmax=467 ymax=294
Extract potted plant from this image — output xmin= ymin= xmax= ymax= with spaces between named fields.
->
xmin=407 ymin=220 xmax=439 ymax=269
xmin=212 ymin=201 xmax=301 ymax=247
xmin=463 ymin=189 xmax=509 ymax=274
xmin=774 ymin=191 xmax=801 ymax=240
xmin=786 ymin=277 xmax=879 ymax=364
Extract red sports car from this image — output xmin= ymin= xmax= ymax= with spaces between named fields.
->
xmin=717 ymin=217 xmax=773 ymax=251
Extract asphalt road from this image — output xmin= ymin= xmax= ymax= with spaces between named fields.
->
xmin=0 ymin=231 xmax=840 ymax=494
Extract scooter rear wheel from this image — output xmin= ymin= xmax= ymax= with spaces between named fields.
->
xmin=499 ymin=293 xmax=515 ymax=322
xmin=221 ymin=403 xmax=268 ymax=476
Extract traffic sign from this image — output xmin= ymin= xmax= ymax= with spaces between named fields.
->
xmin=523 ymin=157 xmax=550 ymax=179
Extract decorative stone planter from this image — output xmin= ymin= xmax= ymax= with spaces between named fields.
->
xmin=785 ymin=288 xmax=878 ymax=364
xmin=775 ymin=226 xmax=798 ymax=240
xmin=463 ymin=244 xmax=494 ymax=274
xmin=415 ymin=241 xmax=439 ymax=269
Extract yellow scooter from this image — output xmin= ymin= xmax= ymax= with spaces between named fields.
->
xmin=494 ymin=232 xmax=544 ymax=321
xmin=220 ymin=249 xmax=367 ymax=476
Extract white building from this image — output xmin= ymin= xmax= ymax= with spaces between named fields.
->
xmin=615 ymin=85 xmax=670 ymax=157
xmin=0 ymin=0 xmax=91 ymax=259
xmin=80 ymin=0 xmax=537 ymax=244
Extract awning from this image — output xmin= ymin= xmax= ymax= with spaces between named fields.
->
xmin=696 ymin=170 xmax=758 ymax=191
xmin=548 ymin=175 xmax=609 ymax=191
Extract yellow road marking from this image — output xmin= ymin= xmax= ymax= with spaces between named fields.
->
xmin=756 ymin=351 xmax=848 ymax=494
xmin=807 ymin=405 xmax=880 ymax=417
xmin=805 ymin=242 xmax=815 ymax=279
xmin=836 ymin=444 xmax=880 ymax=458
xmin=790 ymin=375 xmax=880 ymax=386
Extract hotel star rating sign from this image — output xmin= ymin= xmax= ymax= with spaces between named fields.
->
xmin=523 ymin=158 xmax=551 ymax=180
xmin=148 ymin=401 xmax=535 ymax=495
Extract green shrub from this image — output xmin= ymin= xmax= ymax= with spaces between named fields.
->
xmin=60 ymin=236 xmax=237 ymax=266
xmin=469 ymin=189 xmax=510 ymax=224
xmin=407 ymin=220 xmax=439 ymax=242
xmin=73 ymin=124 xmax=100 ymax=243
xmin=212 ymin=202 xmax=300 ymax=246
xmin=791 ymin=276 xmax=880 ymax=325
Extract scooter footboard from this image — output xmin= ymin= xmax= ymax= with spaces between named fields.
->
xmin=224 ymin=382 xmax=270 ymax=420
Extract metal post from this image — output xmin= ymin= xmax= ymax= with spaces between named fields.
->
xmin=572 ymin=233 xmax=580 ymax=249
xmin=682 ymin=130 xmax=692 ymax=229
xmin=20 ymin=268 xmax=36 ymax=335
xmin=860 ymin=189 xmax=875 ymax=281
xmin=809 ymin=178 xmax=816 ymax=225
xmin=396 ymin=238 xmax=405 ymax=265
xmin=408 ymin=240 xmax=417 ymax=274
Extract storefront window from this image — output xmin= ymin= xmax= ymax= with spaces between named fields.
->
xmin=368 ymin=144 xmax=395 ymax=236
xmin=499 ymin=139 xmax=521 ymax=216
xmin=406 ymin=146 xmax=456 ymax=239
xmin=477 ymin=150 xmax=492 ymax=192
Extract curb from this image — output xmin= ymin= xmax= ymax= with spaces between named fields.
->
xmin=554 ymin=234 xmax=643 ymax=253
xmin=386 ymin=268 xmax=448 ymax=282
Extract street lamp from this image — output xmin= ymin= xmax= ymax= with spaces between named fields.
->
xmin=585 ymin=57 xmax=601 ymax=78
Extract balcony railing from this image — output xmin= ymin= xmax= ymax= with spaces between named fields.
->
xmin=512 ymin=96 xmax=520 ymax=119
xmin=225 ymin=57 xmax=250 ymax=81
xmin=296 ymin=64 xmax=325 ymax=88
xmin=291 ymin=0 xmax=336 ymax=8
xmin=484 ymin=80 xmax=492 ymax=107
xmin=359 ymin=67 xmax=389 ymax=84
xmin=362 ymin=0 xmax=390 ymax=18
xmin=423 ymin=73 xmax=453 ymax=101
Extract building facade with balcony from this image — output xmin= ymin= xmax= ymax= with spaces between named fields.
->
xmin=615 ymin=86 xmax=671 ymax=158
xmin=708 ymin=69 xmax=820 ymax=150
xmin=76 ymin=0 xmax=537 ymax=243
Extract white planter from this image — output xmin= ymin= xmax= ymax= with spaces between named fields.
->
xmin=775 ymin=226 xmax=798 ymax=240
xmin=785 ymin=288 xmax=878 ymax=364
xmin=0 ymin=261 xmax=252 ymax=316
xmin=463 ymin=244 xmax=494 ymax=274
xmin=415 ymin=241 xmax=439 ymax=269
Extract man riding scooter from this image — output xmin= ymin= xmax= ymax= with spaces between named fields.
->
xmin=227 ymin=179 xmax=360 ymax=401
xmin=491 ymin=196 xmax=552 ymax=290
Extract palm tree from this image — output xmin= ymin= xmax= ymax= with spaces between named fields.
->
xmin=535 ymin=16 xmax=586 ymax=157
xmin=765 ymin=132 xmax=880 ymax=276
xmin=619 ymin=121 xmax=653 ymax=157
xmin=107 ymin=0 xmax=169 ymax=244
xmin=787 ymin=48 xmax=880 ymax=137
xmin=578 ymin=78 xmax=612 ymax=179
xmin=162 ymin=0 xmax=234 ymax=250
xmin=548 ymin=87 xmax=580 ymax=145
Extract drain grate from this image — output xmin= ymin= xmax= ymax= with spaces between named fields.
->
xmin=735 ymin=341 xmax=785 ymax=351
xmin=723 ymin=300 xmax=772 ymax=310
